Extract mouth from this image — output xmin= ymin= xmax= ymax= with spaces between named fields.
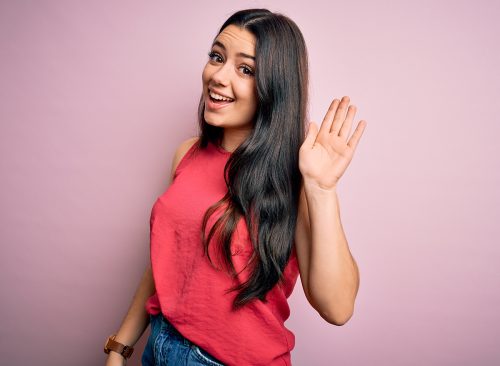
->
xmin=206 ymin=89 xmax=235 ymax=110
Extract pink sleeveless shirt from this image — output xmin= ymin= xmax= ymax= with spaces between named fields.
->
xmin=145 ymin=140 xmax=300 ymax=366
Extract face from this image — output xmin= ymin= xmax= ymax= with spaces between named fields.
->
xmin=202 ymin=24 xmax=258 ymax=131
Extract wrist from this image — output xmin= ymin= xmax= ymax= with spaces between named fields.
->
xmin=108 ymin=350 xmax=125 ymax=358
xmin=303 ymin=181 xmax=338 ymax=201
xmin=107 ymin=350 xmax=126 ymax=361
xmin=106 ymin=351 xmax=127 ymax=366
xmin=104 ymin=334 xmax=134 ymax=360
xmin=303 ymin=178 xmax=338 ymax=194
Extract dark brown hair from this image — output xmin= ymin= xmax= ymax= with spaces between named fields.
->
xmin=197 ymin=8 xmax=309 ymax=310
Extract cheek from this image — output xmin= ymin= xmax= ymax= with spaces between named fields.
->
xmin=235 ymin=88 xmax=257 ymax=120
xmin=247 ymin=87 xmax=258 ymax=113
xmin=201 ymin=65 xmax=210 ymax=85
xmin=236 ymin=83 xmax=257 ymax=104
xmin=251 ymin=88 xmax=258 ymax=108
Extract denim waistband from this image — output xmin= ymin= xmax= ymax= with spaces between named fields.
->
xmin=156 ymin=313 xmax=193 ymax=348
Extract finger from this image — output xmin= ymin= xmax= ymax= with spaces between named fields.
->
xmin=303 ymin=121 xmax=318 ymax=149
xmin=339 ymin=104 xmax=357 ymax=141
xmin=318 ymin=98 xmax=340 ymax=136
xmin=330 ymin=96 xmax=350 ymax=134
xmin=347 ymin=120 xmax=367 ymax=151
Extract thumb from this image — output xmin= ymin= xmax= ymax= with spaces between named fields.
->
xmin=303 ymin=121 xmax=318 ymax=148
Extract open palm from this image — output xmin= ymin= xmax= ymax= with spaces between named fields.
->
xmin=299 ymin=96 xmax=367 ymax=190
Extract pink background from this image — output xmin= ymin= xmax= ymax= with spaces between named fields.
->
xmin=1 ymin=1 xmax=499 ymax=365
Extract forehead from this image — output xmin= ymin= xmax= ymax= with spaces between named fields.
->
xmin=214 ymin=24 xmax=256 ymax=54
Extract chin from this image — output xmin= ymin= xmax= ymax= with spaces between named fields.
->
xmin=205 ymin=121 xmax=225 ymax=128
xmin=203 ymin=114 xmax=226 ymax=128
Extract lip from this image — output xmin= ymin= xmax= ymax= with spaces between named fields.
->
xmin=205 ymin=94 xmax=234 ymax=110
xmin=208 ymin=88 xmax=234 ymax=100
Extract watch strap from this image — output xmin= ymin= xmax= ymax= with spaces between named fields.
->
xmin=104 ymin=334 xmax=134 ymax=359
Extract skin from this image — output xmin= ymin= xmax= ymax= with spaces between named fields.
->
xmin=202 ymin=24 xmax=258 ymax=152
xmin=296 ymin=97 xmax=367 ymax=325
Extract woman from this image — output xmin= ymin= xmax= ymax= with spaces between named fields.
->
xmin=104 ymin=8 xmax=366 ymax=366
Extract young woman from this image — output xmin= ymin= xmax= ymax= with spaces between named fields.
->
xmin=104 ymin=8 xmax=366 ymax=366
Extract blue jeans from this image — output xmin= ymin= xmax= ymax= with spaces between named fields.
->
xmin=141 ymin=313 xmax=226 ymax=366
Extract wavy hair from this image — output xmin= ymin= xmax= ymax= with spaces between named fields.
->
xmin=196 ymin=8 xmax=309 ymax=310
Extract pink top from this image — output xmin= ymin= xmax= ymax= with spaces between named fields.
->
xmin=145 ymin=140 xmax=300 ymax=366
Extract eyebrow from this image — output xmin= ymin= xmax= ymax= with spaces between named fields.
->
xmin=212 ymin=40 xmax=255 ymax=61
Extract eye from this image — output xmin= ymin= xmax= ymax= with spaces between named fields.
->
xmin=208 ymin=51 xmax=223 ymax=63
xmin=239 ymin=65 xmax=255 ymax=76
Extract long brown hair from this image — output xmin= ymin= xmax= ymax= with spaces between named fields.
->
xmin=197 ymin=9 xmax=309 ymax=310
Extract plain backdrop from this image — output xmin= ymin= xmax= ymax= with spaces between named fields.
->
xmin=1 ymin=0 xmax=499 ymax=365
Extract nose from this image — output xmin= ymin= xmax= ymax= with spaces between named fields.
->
xmin=210 ymin=62 xmax=231 ymax=86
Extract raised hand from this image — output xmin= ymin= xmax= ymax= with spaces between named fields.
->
xmin=299 ymin=96 xmax=367 ymax=190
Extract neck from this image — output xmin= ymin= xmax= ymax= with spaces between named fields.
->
xmin=221 ymin=127 xmax=252 ymax=152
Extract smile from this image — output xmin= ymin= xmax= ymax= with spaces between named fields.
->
xmin=209 ymin=90 xmax=235 ymax=102
xmin=206 ymin=89 xmax=235 ymax=111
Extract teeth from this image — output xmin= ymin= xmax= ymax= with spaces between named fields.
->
xmin=209 ymin=90 xmax=234 ymax=102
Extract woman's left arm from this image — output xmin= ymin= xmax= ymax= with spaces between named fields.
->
xmin=297 ymin=95 xmax=366 ymax=325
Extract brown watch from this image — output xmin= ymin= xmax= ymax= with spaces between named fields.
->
xmin=104 ymin=334 xmax=134 ymax=359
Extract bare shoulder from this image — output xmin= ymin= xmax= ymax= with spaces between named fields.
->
xmin=168 ymin=137 xmax=200 ymax=183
